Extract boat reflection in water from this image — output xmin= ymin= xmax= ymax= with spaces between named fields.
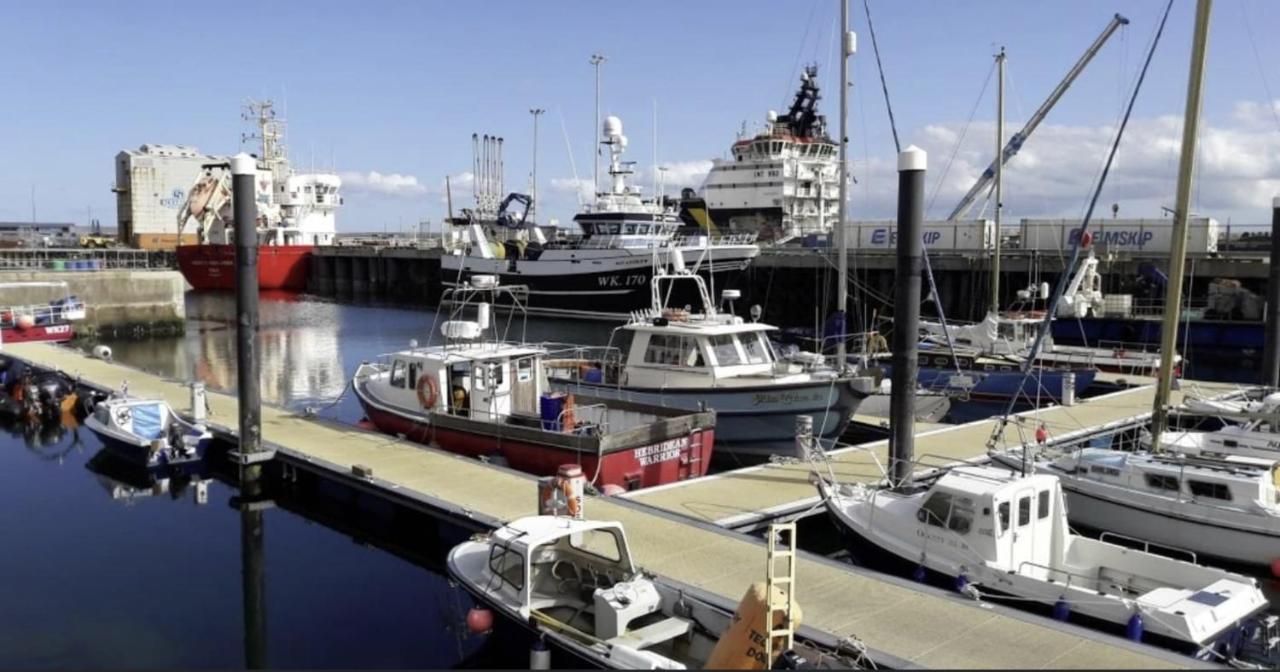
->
xmin=85 ymin=449 xmax=211 ymax=506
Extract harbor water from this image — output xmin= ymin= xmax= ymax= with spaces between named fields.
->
xmin=1 ymin=292 xmax=1275 ymax=668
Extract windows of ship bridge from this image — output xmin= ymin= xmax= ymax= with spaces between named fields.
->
xmin=709 ymin=334 xmax=743 ymax=366
xmin=390 ymin=360 xmax=407 ymax=389
xmin=743 ymin=333 xmax=773 ymax=364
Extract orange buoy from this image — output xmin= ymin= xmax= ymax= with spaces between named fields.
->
xmin=466 ymin=606 xmax=494 ymax=634
xmin=1035 ymin=424 xmax=1048 ymax=444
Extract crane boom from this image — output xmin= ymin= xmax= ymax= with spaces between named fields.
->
xmin=947 ymin=13 xmax=1129 ymax=221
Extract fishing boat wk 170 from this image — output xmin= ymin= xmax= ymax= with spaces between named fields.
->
xmin=353 ymin=276 xmax=716 ymax=492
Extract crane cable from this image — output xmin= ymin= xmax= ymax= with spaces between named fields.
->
xmin=991 ymin=0 xmax=1178 ymax=454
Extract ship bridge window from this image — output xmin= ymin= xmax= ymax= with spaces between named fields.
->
xmin=915 ymin=491 xmax=973 ymax=534
xmin=1037 ymin=490 xmax=1050 ymax=519
xmin=608 ymin=223 xmax=621 ymax=235
xmin=996 ymin=501 xmax=1010 ymax=534
xmin=488 ymin=545 xmax=524 ymax=591
xmin=1188 ymin=479 xmax=1232 ymax=501
xmin=709 ymin=334 xmax=743 ymax=366
xmin=407 ymin=363 xmax=419 ymax=389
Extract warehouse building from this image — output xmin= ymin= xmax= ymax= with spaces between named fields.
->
xmin=114 ymin=144 xmax=224 ymax=250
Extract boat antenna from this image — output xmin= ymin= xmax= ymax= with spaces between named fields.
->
xmin=590 ymin=54 xmax=607 ymax=201
xmin=985 ymin=0 xmax=1177 ymax=454
xmin=835 ymin=0 xmax=853 ymax=367
xmin=991 ymin=47 xmax=1005 ymax=315
xmin=557 ymin=108 xmax=585 ymax=208
xmin=1151 ymin=0 xmax=1212 ymax=452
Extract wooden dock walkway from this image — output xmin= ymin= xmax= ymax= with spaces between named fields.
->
xmin=6 ymin=342 xmax=1208 ymax=669
xmin=625 ymin=380 xmax=1243 ymax=529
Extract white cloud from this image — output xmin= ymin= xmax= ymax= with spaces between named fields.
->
xmin=847 ymin=102 xmax=1280 ymax=223
xmin=646 ymin=160 xmax=714 ymax=192
xmin=339 ymin=170 xmax=428 ymax=197
xmin=550 ymin=177 xmax=594 ymax=203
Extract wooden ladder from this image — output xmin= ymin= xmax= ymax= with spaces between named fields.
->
xmin=764 ymin=521 xmax=797 ymax=666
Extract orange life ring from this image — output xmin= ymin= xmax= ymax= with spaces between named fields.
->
xmin=416 ymin=374 xmax=439 ymax=409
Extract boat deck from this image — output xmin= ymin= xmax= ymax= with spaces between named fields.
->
xmin=5 ymin=342 xmax=1209 ymax=669
xmin=626 ymin=379 xmax=1244 ymax=529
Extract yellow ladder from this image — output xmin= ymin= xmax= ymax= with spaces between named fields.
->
xmin=764 ymin=521 xmax=797 ymax=666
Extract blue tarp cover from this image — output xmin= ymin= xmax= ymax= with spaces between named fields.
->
xmin=130 ymin=402 xmax=165 ymax=440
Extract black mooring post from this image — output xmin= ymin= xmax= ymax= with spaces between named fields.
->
xmin=240 ymin=479 xmax=267 ymax=669
xmin=889 ymin=146 xmax=926 ymax=491
xmin=231 ymin=153 xmax=262 ymax=460
xmin=1264 ymin=197 xmax=1280 ymax=387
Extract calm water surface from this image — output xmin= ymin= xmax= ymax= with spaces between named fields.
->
xmin=2 ymin=293 xmax=1274 ymax=667
xmin=0 ymin=293 xmax=613 ymax=668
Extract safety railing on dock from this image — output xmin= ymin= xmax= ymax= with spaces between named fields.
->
xmin=0 ymin=248 xmax=174 ymax=270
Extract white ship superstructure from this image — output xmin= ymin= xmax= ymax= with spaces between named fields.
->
xmin=699 ymin=66 xmax=839 ymax=243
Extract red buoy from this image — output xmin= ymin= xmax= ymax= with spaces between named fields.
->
xmin=466 ymin=606 xmax=494 ymax=634
xmin=1080 ymin=230 xmax=1094 ymax=249
xmin=1270 ymin=558 xmax=1280 ymax=579
xmin=1035 ymin=425 xmax=1049 ymax=444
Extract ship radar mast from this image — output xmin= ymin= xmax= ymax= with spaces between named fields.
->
xmin=242 ymin=99 xmax=290 ymax=180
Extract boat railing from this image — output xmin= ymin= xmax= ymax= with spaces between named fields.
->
xmin=559 ymin=402 xmax=610 ymax=436
xmin=1098 ymin=531 xmax=1199 ymax=564
xmin=540 ymin=344 xmax=625 ymax=385
xmin=1015 ymin=560 xmax=1099 ymax=592
xmin=0 ymin=301 xmax=81 ymax=328
xmin=670 ymin=232 xmax=760 ymax=248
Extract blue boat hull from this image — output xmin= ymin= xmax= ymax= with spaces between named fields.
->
xmin=90 ymin=430 xmax=211 ymax=470
xmin=881 ymin=364 xmax=1097 ymax=404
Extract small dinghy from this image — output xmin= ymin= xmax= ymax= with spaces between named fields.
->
xmin=448 ymin=515 xmax=869 ymax=669
xmin=85 ymin=396 xmax=212 ymax=469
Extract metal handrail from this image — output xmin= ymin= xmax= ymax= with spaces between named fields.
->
xmin=1098 ymin=531 xmax=1198 ymax=563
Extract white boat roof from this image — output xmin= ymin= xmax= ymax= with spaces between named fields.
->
xmin=937 ymin=465 xmax=1058 ymax=498
xmin=625 ymin=318 xmax=776 ymax=337
xmin=494 ymin=515 xmax=626 ymax=552
xmin=386 ymin=342 xmax=545 ymax=364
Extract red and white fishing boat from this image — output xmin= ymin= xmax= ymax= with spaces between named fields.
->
xmin=353 ymin=276 xmax=716 ymax=491
xmin=175 ymin=100 xmax=340 ymax=291
xmin=0 ymin=282 xmax=85 ymax=345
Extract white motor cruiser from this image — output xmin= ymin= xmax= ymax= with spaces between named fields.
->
xmin=815 ymin=461 xmax=1273 ymax=658
xmin=1140 ymin=389 xmax=1280 ymax=462
xmin=447 ymin=515 xmax=867 ymax=669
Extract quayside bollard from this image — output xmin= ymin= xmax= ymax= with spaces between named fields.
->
xmin=889 ymin=146 xmax=926 ymax=491
xmin=1263 ymin=196 xmax=1280 ymax=387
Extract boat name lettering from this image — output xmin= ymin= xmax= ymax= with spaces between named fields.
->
xmin=751 ymin=390 xmax=823 ymax=406
xmin=915 ymin=527 xmax=961 ymax=548
xmin=634 ymin=438 xmax=686 ymax=465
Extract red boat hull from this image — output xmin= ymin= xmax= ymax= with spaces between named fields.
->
xmin=2 ymin=323 xmax=74 ymax=344
xmin=358 ymin=402 xmax=714 ymax=491
xmin=175 ymin=244 xmax=313 ymax=291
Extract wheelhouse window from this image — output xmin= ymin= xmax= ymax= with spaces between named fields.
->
xmin=1037 ymin=490 xmax=1050 ymax=519
xmin=742 ymin=333 xmax=773 ymax=364
xmin=643 ymin=334 xmax=703 ymax=367
xmin=1017 ymin=496 xmax=1031 ymax=526
xmin=916 ymin=491 xmax=952 ymax=528
xmin=488 ymin=545 xmax=524 ymax=591
xmin=408 ymin=362 xmax=419 ymax=389
xmin=1187 ymin=480 xmax=1232 ymax=501
xmin=516 ymin=357 xmax=533 ymax=382
xmin=390 ymin=360 xmax=407 ymax=388
xmin=567 ymin=528 xmax=622 ymax=563
xmin=709 ymin=334 xmax=743 ymax=366
xmin=996 ymin=501 xmax=1010 ymax=534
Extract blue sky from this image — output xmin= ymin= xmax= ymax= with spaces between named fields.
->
xmin=2 ymin=0 xmax=1279 ymax=231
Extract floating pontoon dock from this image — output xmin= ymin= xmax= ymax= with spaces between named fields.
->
xmin=5 ymin=342 xmax=1217 ymax=669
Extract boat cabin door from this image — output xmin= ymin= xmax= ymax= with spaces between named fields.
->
xmin=470 ymin=358 xmax=512 ymax=421
xmin=1006 ymin=486 xmax=1038 ymax=571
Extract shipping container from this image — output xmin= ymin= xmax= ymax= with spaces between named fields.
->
xmin=844 ymin=219 xmax=996 ymax=251
xmin=1018 ymin=217 xmax=1219 ymax=255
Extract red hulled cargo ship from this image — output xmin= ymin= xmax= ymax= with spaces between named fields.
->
xmin=175 ymin=100 xmax=340 ymax=292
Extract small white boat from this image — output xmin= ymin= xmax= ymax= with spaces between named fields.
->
xmin=816 ymin=463 xmax=1272 ymax=658
xmin=1143 ymin=389 xmax=1280 ymax=462
xmin=856 ymin=378 xmax=952 ymax=423
xmin=85 ymin=396 xmax=212 ymax=469
xmin=448 ymin=515 xmax=867 ymax=669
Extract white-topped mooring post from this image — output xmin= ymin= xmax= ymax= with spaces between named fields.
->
xmin=795 ymin=414 xmax=814 ymax=461
xmin=1264 ymin=196 xmax=1280 ymax=387
xmin=890 ymin=146 xmax=926 ymax=491
xmin=231 ymin=152 xmax=263 ymax=462
xmin=190 ymin=381 xmax=206 ymax=423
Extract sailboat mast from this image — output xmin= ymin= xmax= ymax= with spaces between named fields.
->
xmin=991 ymin=48 xmax=1006 ymax=315
xmin=1151 ymin=0 xmax=1213 ymax=450
xmin=835 ymin=0 xmax=853 ymax=365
